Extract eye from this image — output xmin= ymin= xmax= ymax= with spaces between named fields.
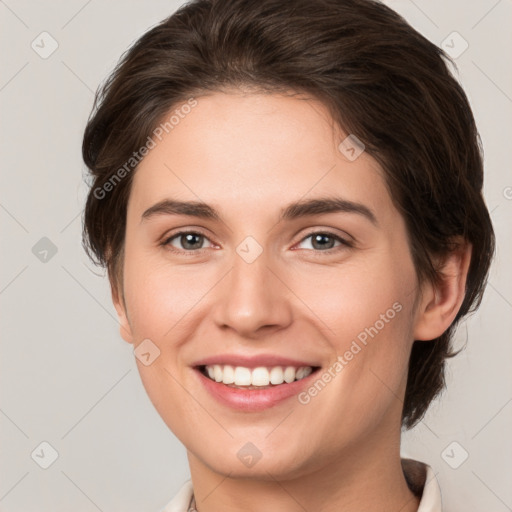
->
xmin=162 ymin=231 xmax=215 ymax=253
xmin=295 ymin=231 xmax=352 ymax=253
xmin=161 ymin=229 xmax=352 ymax=255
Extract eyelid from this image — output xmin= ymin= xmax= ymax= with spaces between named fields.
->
xmin=161 ymin=227 xmax=354 ymax=255
xmin=293 ymin=229 xmax=354 ymax=253
xmin=161 ymin=227 xmax=209 ymax=241
xmin=160 ymin=228 xmax=215 ymax=253
xmin=296 ymin=227 xmax=354 ymax=245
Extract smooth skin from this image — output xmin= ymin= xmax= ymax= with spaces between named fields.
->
xmin=112 ymin=90 xmax=471 ymax=512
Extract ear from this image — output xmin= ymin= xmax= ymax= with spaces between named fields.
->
xmin=413 ymin=242 xmax=472 ymax=341
xmin=111 ymin=278 xmax=134 ymax=344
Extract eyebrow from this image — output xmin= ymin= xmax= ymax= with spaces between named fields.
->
xmin=141 ymin=196 xmax=378 ymax=225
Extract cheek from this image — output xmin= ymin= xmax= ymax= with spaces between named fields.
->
xmin=290 ymin=250 xmax=417 ymax=405
xmin=289 ymin=252 xmax=416 ymax=347
xmin=121 ymin=248 xmax=211 ymax=424
xmin=122 ymin=245 xmax=209 ymax=340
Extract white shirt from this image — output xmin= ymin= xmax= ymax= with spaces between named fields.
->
xmin=162 ymin=459 xmax=442 ymax=511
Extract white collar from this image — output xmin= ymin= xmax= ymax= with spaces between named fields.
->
xmin=162 ymin=459 xmax=442 ymax=512
xmin=415 ymin=462 xmax=443 ymax=512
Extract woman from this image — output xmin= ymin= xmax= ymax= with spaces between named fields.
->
xmin=81 ymin=0 xmax=495 ymax=510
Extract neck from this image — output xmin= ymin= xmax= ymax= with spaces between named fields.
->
xmin=187 ymin=431 xmax=420 ymax=512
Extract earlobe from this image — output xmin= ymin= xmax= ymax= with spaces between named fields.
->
xmin=111 ymin=280 xmax=134 ymax=344
xmin=413 ymin=242 xmax=472 ymax=341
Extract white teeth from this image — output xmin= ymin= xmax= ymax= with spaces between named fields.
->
xmin=251 ymin=367 xmax=270 ymax=386
xmin=233 ymin=366 xmax=252 ymax=386
xmin=203 ymin=365 xmax=314 ymax=387
xmin=213 ymin=365 xmax=223 ymax=383
xmin=222 ymin=365 xmax=235 ymax=384
xmin=296 ymin=367 xmax=312 ymax=380
xmin=284 ymin=366 xmax=296 ymax=383
xmin=269 ymin=367 xmax=284 ymax=385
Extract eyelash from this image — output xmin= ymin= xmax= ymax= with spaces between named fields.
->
xmin=160 ymin=229 xmax=353 ymax=256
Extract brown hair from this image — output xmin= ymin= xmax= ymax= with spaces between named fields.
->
xmin=82 ymin=0 xmax=495 ymax=428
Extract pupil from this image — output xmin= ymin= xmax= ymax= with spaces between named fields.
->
xmin=183 ymin=233 xmax=202 ymax=250
xmin=313 ymin=234 xmax=333 ymax=250
xmin=179 ymin=234 xmax=334 ymax=251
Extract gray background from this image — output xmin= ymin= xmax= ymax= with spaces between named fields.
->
xmin=0 ymin=0 xmax=511 ymax=510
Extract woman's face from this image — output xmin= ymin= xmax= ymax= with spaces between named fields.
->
xmin=115 ymin=91 xmax=423 ymax=479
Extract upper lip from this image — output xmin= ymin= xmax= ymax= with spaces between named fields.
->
xmin=193 ymin=354 xmax=320 ymax=369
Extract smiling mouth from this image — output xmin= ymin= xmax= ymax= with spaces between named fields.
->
xmin=198 ymin=364 xmax=321 ymax=389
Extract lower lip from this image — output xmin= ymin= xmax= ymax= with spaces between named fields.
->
xmin=195 ymin=368 xmax=318 ymax=411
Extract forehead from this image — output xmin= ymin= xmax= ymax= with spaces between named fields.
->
xmin=129 ymin=92 xmax=394 ymax=224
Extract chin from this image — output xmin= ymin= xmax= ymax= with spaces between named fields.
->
xmin=187 ymin=439 xmax=320 ymax=481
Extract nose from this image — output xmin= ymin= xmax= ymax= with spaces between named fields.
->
xmin=211 ymin=247 xmax=293 ymax=340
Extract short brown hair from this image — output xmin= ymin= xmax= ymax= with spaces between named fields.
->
xmin=82 ymin=0 xmax=495 ymax=428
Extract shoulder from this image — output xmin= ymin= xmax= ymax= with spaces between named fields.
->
xmin=402 ymin=458 xmax=443 ymax=512
xmin=161 ymin=462 xmax=443 ymax=512
xmin=161 ymin=480 xmax=194 ymax=512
